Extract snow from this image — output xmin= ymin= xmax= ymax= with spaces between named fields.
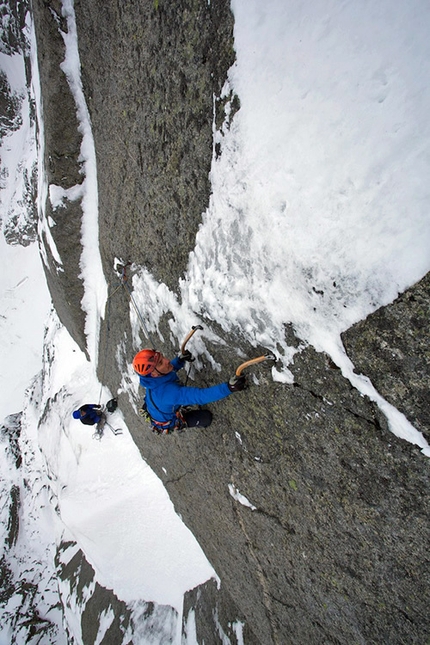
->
xmin=32 ymin=0 xmax=215 ymax=617
xmin=94 ymin=608 xmax=115 ymax=645
xmin=0 ymin=239 xmax=51 ymax=419
xmin=0 ymin=26 xmax=51 ymax=421
xmin=1 ymin=1 xmax=216 ymax=641
xmin=130 ymin=0 xmax=430 ymax=455
xmin=1 ymin=0 xmax=430 ymax=641
xmin=57 ymin=0 xmax=107 ymax=364
xmin=0 ymin=52 xmax=25 ymax=93
xmin=182 ymin=609 xmax=198 ymax=644
xmin=228 ymin=484 xmax=256 ymax=511
xmin=0 ymin=18 xmax=53 ymax=402
xmin=47 ymin=326 xmax=214 ymax=610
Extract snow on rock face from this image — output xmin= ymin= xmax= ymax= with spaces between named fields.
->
xmin=2 ymin=0 xmax=430 ymax=643
xmin=114 ymin=0 xmax=430 ymax=454
xmin=38 ymin=312 xmax=215 ymax=609
xmin=0 ymin=53 xmax=38 ymax=247
xmin=70 ymin=0 xmax=430 ymax=641
xmin=1 ymin=4 xmax=217 ymax=643
xmin=342 ymin=272 xmax=430 ymax=445
xmin=0 ymin=411 xmax=66 ymax=644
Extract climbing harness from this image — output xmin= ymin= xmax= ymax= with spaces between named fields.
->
xmin=139 ymin=398 xmax=186 ymax=435
xmin=151 ymin=411 xmax=186 ymax=435
xmin=141 ymin=387 xmax=187 ymax=435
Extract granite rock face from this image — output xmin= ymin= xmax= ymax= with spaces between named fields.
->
xmin=343 ymin=273 xmax=430 ymax=443
xmin=75 ymin=0 xmax=236 ymax=293
xmin=0 ymin=0 xmax=38 ymax=246
xmin=30 ymin=0 xmax=430 ymax=643
xmin=30 ymin=0 xmax=87 ymax=355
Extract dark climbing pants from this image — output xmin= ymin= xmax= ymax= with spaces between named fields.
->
xmin=183 ymin=409 xmax=213 ymax=428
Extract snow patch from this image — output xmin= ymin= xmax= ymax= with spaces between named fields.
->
xmin=228 ymin=484 xmax=257 ymax=511
xmin=57 ymin=0 xmax=107 ymax=363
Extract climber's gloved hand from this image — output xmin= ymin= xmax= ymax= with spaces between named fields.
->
xmin=228 ymin=374 xmax=247 ymax=392
xmin=178 ymin=349 xmax=194 ymax=362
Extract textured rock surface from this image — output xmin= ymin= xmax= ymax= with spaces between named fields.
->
xmin=75 ymin=0 xmax=236 ymax=293
xmin=0 ymin=0 xmax=38 ymax=246
xmin=31 ymin=0 xmax=87 ymax=355
xmin=30 ymin=0 xmax=430 ymax=643
xmin=343 ymin=272 xmax=430 ymax=443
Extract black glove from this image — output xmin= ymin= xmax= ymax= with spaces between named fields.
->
xmin=228 ymin=375 xmax=247 ymax=392
xmin=178 ymin=350 xmax=194 ymax=362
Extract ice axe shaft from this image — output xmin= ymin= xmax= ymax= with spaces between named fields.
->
xmin=181 ymin=325 xmax=203 ymax=354
xmin=235 ymin=353 xmax=275 ymax=377
xmin=106 ymin=422 xmax=122 ymax=436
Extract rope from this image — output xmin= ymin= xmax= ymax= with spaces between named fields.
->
xmin=121 ymin=279 xmax=155 ymax=348
xmin=96 ymin=264 xmax=157 ymax=406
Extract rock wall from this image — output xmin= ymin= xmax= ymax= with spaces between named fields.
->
xmin=31 ymin=0 xmax=87 ymax=355
xmin=343 ymin=272 xmax=430 ymax=443
xmin=74 ymin=0 xmax=236 ymax=293
xmin=31 ymin=0 xmax=430 ymax=643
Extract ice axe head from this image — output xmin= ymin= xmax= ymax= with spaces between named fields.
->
xmin=181 ymin=325 xmax=203 ymax=354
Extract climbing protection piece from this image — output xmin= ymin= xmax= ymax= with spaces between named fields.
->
xmin=235 ymin=353 xmax=276 ymax=376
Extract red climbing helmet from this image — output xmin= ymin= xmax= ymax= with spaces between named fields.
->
xmin=133 ymin=349 xmax=161 ymax=376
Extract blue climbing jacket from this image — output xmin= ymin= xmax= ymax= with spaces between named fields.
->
xmin=139 ymin=357 xmax=231 ymax=427
xmin=77 ymin=404 xmax=103 ymax=426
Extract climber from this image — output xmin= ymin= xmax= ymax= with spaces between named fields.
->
xmin=72 ymin=403 xmax=106 ymax=433
xmin=133 ymin=348 xmax=246 ymax=434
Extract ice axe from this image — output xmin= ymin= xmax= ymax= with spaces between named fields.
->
xmin=180 ymin=325 xmax=203 ymax=385
xmin=106 ymin=422 xmax=123 ymax=436
xmin=181 ymin=325 xmax=203 ymax=354
xmin=235 ymin=353 xmax=276 ymax=377
xmin=93 ymin=422 xmax=122 ymax=441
